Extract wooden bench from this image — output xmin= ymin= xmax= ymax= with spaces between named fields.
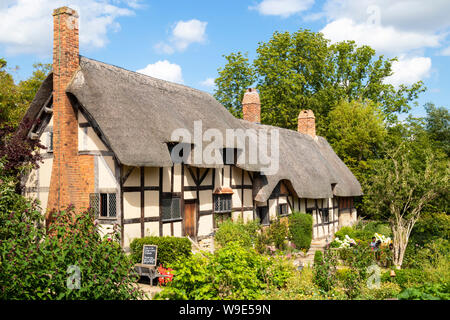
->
xmin=134 ymin=263 xmax=171 ymax=286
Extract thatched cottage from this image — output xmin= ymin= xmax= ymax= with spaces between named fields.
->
xmin=20 ymin=7 xmax=362 ymax=250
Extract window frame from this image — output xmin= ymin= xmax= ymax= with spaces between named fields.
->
xmin=277 ymin=203 xmax=289 ymax=217
xmin=90 ymin=193 xmax=117 ymax=219
xmin=161 ymin=195 xmax=182 ymax=222
xmin=213 ymin=194 xmax=232 ymax=228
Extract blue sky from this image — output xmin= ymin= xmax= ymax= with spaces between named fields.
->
xmin=1 ymin=0 xmax=449 ymax=118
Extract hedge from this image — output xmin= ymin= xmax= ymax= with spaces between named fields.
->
xmin=129 ymin=236 xmax=192 ymax=267
xmin=288 ymin=212 xmax=313 ymax=251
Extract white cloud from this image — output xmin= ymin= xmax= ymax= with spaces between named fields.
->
xmin=321 ymin=18 xmax=441 ymax=54
xmin=136 ymin=60 xmax=184 ymax=84
xmin=440 ymin=46 xmax=450 ymax=56
xmin=384 ymin=56 xmax=432 ymax=87
xmin=250 ymin=0 xmax=314 ymax=18
xmin=155 ymin=19 xmax=207 ymax=54
xmin=200 ymin=77 xmax=215 ymax=88
xmin=0 ymin=0 xmax=135 ymax=55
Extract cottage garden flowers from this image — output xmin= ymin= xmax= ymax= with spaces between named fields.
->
xmin=334 ymin=233 xmax=392 ymax=249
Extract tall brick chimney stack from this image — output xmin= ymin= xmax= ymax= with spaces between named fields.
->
xmin=297 ymin=110 xmax=316 ymax=137
xmin=48 ymin=7 xmax=90 ymax=215
xmin=242 ymin=88 xmax=261 ymax=123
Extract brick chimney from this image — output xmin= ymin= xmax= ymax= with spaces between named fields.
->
xmin=242 ymin=88 xmax=260 ymax=123
xmin=297 ymin=110 xmax=316 ymax=137
xmin=47 ymin=7 xmax=93 ymax=216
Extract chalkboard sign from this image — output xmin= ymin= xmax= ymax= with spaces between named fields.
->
xmin=141 ymin=245 xmax=158 ymax=266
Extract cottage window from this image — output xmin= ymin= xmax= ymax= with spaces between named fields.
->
xmin=321 ymin=208 xmax=329 ymax=223
xmin=277 ymin=203 xmax=288 ymax=217
xmin=90 ymin=193 xmax=116 ymax=218
xmin=214 ymin=194 xmax=232 ymax=227
xmin=161 ymin=196 xmax=181 ymax=222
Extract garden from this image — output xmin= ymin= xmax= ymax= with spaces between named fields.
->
xmin=141 ymin=214 xmax=449 ymax=300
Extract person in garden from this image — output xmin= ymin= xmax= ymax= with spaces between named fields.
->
xmin=375 ymin=240 xmax=382 ymax=261
xmin=370 ymin=237 xmax=377 ymax=251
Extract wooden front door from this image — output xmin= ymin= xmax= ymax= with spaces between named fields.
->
xmin=184 ymin=201 xmax=196 ymax=238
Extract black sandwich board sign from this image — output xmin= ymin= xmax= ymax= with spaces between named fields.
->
xmin=141 ymin=245 xmax=158 ymax=266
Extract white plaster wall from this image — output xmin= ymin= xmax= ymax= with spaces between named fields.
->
xmin=173 ymin=221 xmax=182 ymax=237
xmin=244 ymin=189 xmax=253 ymax=207
xmin=98 ymin=156 xmax=117 ymax=189
xmin=173 ymin=164 xmax=182 ymax=192
xmin=144 ymin=221 xmax=159 ymax=237
xmin=124 ymin=167 xmax=140 ymax=187
xmin=123 ymin=223 xmax=140 ymax=249
xmin=198 ymin=215 xmax=213 ymax=236
xmin=144 ymin=190 xmax=159 ymax=217
xmin=162 ymin=167 xmax=171 ymax=193
xmin=199 ymin=190 xmax=212 ymax=211
xmin=123 ymin=192 xmax=140 ymax=219
xmin=144 ymin=167 xmax=159 ymax=186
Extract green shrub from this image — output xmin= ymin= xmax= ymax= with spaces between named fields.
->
xmin=359 ymin=282 xmax=402 ymax=300
xmin=381 ymin=268 xmax=425 ymax=289
xmin=288 ymin=212 xmax=312 ymax=251
xmin=214 ymin=218 xmax=259 ymax=249
xmin=334 ymin=226 xmax=355 ymax=240
xmin=267 ymin=219 xmax=288 ymax=250
xmin=129 ymin=236 xmax=192 ymax=267
xmin=314 ymin=250 xmax=323 ymax=265
xmin=397 ymin=282 xmax=450 ymax=300
xmin=313 ymin=250 xmax=338 ymax=292
xmin=410 ymin=212 xmax=450 ymax=246
xmin=0 ymin=206 xmax=144 ymax=300
xmin=154 ymin=241 xmax=295 ymax=300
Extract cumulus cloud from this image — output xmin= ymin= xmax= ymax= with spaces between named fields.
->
xmin=250 ymin=0 xmax=314 ymax=18
xmin=0 ymin=0 xmax=135 ymax=55
xmin=384 ymin=56 xmax=432 ymax=87
xmin=155 ymin=19 xmax=208 ymax=54
xmin=136 ymin=60 xmax=184 ymax=84
xmin=199 ymin=77 xmax=215 ymax=88
xmin=321 ymin=18 xmax=441 ymax=54
xmin=440 ymin=46 xmax=450 ymax=56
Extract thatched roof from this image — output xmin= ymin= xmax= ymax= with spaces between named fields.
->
xmin=23 ymin=56 xmax=362 ymax=201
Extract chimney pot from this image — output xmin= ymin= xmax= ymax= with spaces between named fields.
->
xmin=298 ymin=109 xmax=316 ymax=137
xmin=242 ymin=88 xmax=261 ymax=123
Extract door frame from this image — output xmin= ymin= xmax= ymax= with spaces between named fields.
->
xmin=183 ymin=199 xmax=197 ymax=239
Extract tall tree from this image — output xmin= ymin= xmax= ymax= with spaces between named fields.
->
xmin=0 ymin=59 xmax=51 ymax=128
xmin=214 ymin=52 xmax=256 ymax=118
xmin=327 ymin=99 xmax=387 ymax=183
xmin=424 ymin=102 xmax=450 ymax=156
xmin=363 ymin=143 xmax=449 ymax=268
xmin=214 ymin=30 xmax=425 ymax=135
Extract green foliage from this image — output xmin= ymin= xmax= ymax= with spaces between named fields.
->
xmin=214 ymin=218 xmax=259 ymax=249
xmin=424 ymin=102 xmax=450 ymax=156
xmin=327 ymin=99 xmax=387 ymax=182
xmin=129 ymin=236 xmax=192 ymax=267
xmin=288 ymin=212 xmax=312 ymax=251
xmin=262 ymin=267 xmax=325 ymax=300
xmin=0 ymin=59 xmax=51 ymax=127
xmin=381 ymin=269 xmax=424 ymax=289
xmin=214 ymin=52 xmax=257 ymax=118
xmin=0 ymin=195 xmax=144 ymax=299
xmin=410 ymin=212 xmax=450 ymax=246
xmin=267 ymin=219 xmax=288 ymax=250
xmin=397 ymin=283 xmax=450 ymax=300
xmin=313 ymin=250 xmax=338 ymax=292
xmin=154 ymin=241 xmax=295 ymax=300
xmin=314 ymin=250 xmax=323 ymax=265
xmin=358 ymin=282 xmax=402 ymax=300
xmin=214 ymin=30 xmax=424 ymax=133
